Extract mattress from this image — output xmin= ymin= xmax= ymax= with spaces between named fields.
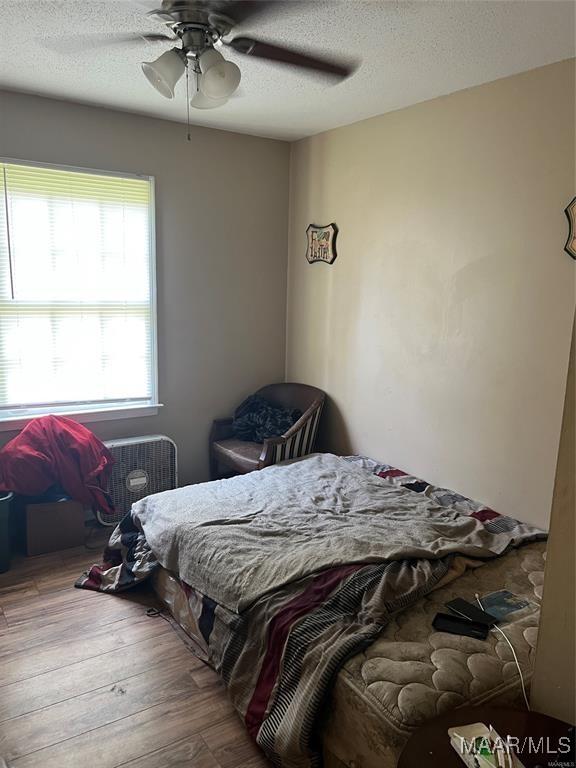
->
xmin=321 ymin=540 xmax=545 ymax=768
xmin=152 ymin=540 xmax=545 ymax=768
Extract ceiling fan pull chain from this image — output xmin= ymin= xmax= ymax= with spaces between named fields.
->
xmin=185 ymin=62 xmax=191 ymax=142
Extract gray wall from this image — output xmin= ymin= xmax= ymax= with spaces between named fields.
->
xmin=0 ymin=90 xmax=290 ymax=485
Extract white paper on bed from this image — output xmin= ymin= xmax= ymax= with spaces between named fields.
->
xmin=132 ymin=453 xmax=543 ymax=612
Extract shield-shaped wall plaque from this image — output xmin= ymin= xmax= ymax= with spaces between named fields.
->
xmin=564 ymin=197 xmax=576 ymax=260
xmin=306 ymin=223 xmax=338 ymax=264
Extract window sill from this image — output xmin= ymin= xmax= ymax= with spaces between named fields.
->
xmin=0 ymin=404 xmax=163 ymax=433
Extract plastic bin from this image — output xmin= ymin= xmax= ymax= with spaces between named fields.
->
xmin=0 ymin=492 xmax=13 ymax=573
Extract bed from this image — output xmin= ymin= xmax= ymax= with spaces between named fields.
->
xmin=77 ymin=453 xmax=546 ymax=768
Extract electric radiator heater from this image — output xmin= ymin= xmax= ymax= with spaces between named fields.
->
xmin=97 ymin=435 xmax=178 ymax=526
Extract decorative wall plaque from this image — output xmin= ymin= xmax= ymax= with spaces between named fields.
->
xmin=564 ymin=197 xmax=576 ymax=260
xmin=306 ymin=223 xmax=338 ymax=264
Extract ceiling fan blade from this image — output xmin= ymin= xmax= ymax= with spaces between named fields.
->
xmin=227 ymin=37 xmax=356 ymax=79
xmin=39 ymin=32 xmax=176 ymax=55
xmin=140 ymin=33 xmax=177 ymax=42
xmin=147 ymin=1 xmax=301 ymax=26
xmin=214 ymin=0 xmax=306 ymax=26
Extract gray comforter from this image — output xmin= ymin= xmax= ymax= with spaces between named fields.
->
xmin=132 ymin=453 xmax=541 ymax=612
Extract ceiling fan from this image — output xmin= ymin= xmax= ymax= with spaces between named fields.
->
xmin=119 ymin=0 xmax=357 ymax=110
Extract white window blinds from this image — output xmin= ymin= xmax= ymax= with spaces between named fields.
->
xmin=0 ymin=161 xmax=157 ymax=420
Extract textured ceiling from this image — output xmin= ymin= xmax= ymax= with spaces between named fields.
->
xmin=0 ymin=0 xmax=574 ymax=141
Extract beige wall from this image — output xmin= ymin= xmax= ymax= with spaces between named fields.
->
xmin=286 ymin=59 xmax=575 ymax=528
xmin=0 ymin=90 xmax=290 ymax=486
xmin=531 ymin=318 xmax=575 ymax=723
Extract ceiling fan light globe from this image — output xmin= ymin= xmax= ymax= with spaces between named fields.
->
xmin=200 ymin=61 xmax=241 ymax=100
xmin=141 ymin=48 xmax=186 ymax=99
xmin=190 ymin=91 xmax=228 ymax=110
xmin=198 ymin=48 xmax=225 ymax=74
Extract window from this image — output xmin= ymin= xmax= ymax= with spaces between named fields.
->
xmin=0 ymin=160 xmax=157 ymax=424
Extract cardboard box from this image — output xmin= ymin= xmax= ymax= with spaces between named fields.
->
xmin=26 ymin=499 xmax=85 ymax=556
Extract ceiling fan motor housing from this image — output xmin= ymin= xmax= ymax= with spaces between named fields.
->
xmin=179 ymin=26 xmax=215 ymax=57
xmin=149 ymin=0 xmax=234 ymax=56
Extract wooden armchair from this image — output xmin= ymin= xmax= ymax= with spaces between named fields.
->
xmin=209 ymin=383 xmax=325 ymax=480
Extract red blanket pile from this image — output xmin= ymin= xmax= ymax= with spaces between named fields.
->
xmin=0 ymin=415 xmax=114 ymax=514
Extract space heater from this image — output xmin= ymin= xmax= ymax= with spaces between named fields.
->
xmin=97 ymin=435 xmax=178 ymax=526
